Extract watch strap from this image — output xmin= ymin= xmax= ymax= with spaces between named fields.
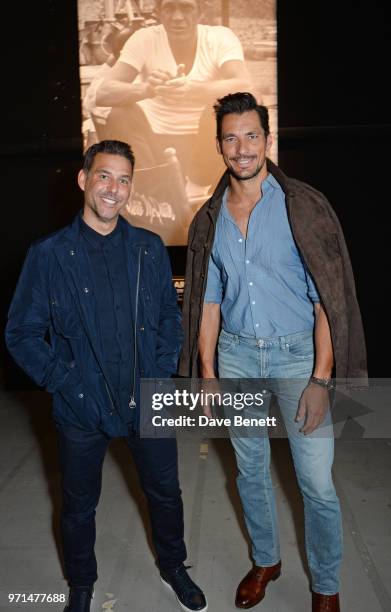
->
xmin=310 ymin=376 xmax=334 ymax=390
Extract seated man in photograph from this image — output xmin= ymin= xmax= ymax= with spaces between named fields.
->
xmin=96 ymin=0 xmax=253 ymax=193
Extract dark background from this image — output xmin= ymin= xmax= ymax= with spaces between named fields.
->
xmin=1 ymin=0 xmax=390 ymax=387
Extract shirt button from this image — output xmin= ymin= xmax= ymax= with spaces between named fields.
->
xmin=249 ymin=282 xmax=253 ymax=286
xmin=252 ymin=301 xmax=256 ymax=305
xmin=83 ymin=287 xmax=89 ymax=293
xmin=255 ymin=323 xmax=260 ymax=328
xmin=246 ymin=260 xmax=250 ymax=264
xmin=238 ymin=238 xmax=243 ymax=243
xmin=140 ymin=326 xmax=145 ymax=331
xmin=78 ymin=393 xmax=84 ymax=399
xmin=69 ymin=249 xmax=75 ymax=256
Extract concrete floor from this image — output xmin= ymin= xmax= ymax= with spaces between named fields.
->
xmin=0 ymin=390 xmax=390 ymax=612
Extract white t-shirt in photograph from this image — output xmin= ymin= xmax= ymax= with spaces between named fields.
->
xmin=119 ymin=24 xmax=244 ymax=135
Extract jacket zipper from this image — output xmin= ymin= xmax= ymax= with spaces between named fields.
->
xmin=104 ymin=379 xmax=116 ymax=412
xmin=128 ymin=246 xmax=141 ymax=409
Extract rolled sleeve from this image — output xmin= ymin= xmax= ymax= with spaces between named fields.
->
xmin=305 ymin=266 xmax=320 ymax=303
xmin=204 ymin=253 xmax=223 ymax=304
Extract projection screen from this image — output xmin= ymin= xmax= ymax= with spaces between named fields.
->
xmin=78 ymin=0 xmax=277 ymax=245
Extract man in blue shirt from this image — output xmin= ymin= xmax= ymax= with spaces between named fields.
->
xmin=179 ymin=93 xmax=365 ymax=611
xmin=6 ymin=140 xmax=207 ymax=612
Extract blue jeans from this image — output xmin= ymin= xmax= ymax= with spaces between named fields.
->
xmin=56 ymin=424 xmax=186 ymax=586
xmin=218 ymin=329 xmax=342 ymax=595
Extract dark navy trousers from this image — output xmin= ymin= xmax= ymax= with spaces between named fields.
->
xmin=56 ymin=424 xmax=186 ymax=586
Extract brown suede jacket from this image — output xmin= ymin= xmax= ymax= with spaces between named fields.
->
xmin=178 ymin=159 xmax=367 ymax=382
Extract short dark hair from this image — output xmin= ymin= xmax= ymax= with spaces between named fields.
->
xmin=214 ymin=92 xmax=270 ymax=142
xmin=83 ymin=140 xmax=135 ymax=173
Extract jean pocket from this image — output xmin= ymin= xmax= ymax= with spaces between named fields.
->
xmin=286 ymin=335 xmax=314 ymax=359
xmin=218 ymin=331 xmax=236 ymax=353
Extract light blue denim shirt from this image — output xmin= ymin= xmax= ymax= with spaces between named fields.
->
xmin=204 ymin=173 xmax=320 ymax=338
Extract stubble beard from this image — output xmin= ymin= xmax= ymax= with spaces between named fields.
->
xmin=88 ymin=197 xmax=121 ymax=225
xmin=225 ymin=157 xmax=265 ymax=182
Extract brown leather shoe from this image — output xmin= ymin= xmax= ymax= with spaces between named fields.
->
xmin=312 ymin=592 xmax=340 ymax=612
xmin=235 ymin=562 xmax=281 ymax=609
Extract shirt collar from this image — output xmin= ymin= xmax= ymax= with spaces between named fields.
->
xmin=264 ymin=172 xmax=281 ymax=192
xmin=79 ymin=214 xmax=122 ymax=250
xmin=221 ymin=187 xmax=230 ymax=220
xmin=221 ymin=173 xmax=281 ymax=222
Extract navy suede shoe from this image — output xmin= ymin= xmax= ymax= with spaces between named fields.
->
xmin=63 ymin=586 xmax=93 ymax=612
xmin=160 ymin=566 xmax=207 ymax=612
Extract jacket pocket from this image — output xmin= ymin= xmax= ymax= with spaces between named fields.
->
xmin=51 ymin=303 xmax=82 ymax=339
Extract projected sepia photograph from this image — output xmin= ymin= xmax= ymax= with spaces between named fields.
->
xmin=78 ymin=0 xmax=277 ymax=244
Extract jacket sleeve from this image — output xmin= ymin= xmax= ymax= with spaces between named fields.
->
xmin=178 ymin=215 xmax=197 ymax=377
xmin=155 ymin=238 xmax=183 ymax=377
xmin=5 ymin=243 xmax=80 ymax=392
xmin=323 ymin=199 xmax=368 ymax=380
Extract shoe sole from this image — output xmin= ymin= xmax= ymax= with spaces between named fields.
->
xmin=160 ymin=576 xmax=208 ymax=612
xmin=235 ymin=571 xmax=281 ymax=609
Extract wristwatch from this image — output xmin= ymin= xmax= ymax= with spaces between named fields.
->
xmin=309 ymin=376 xmax=334 ymax=390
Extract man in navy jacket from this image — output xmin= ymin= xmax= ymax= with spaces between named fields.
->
xmin=6 ymin=140 xmax=207 ymax=612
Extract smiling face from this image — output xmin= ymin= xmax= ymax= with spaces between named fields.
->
xmin=78 ymin=152 xmax=133 ymax=234
xmin=217 ymin=110 xmax=272 ymax=183
xmin=158 ymin=0 xmax=199 ymax=44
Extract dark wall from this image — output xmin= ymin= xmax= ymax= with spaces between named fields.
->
xmin=1 ymin=1 xmax=390 ymax=385
xmin=277 ymin=0 xmax=390 ymax=377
